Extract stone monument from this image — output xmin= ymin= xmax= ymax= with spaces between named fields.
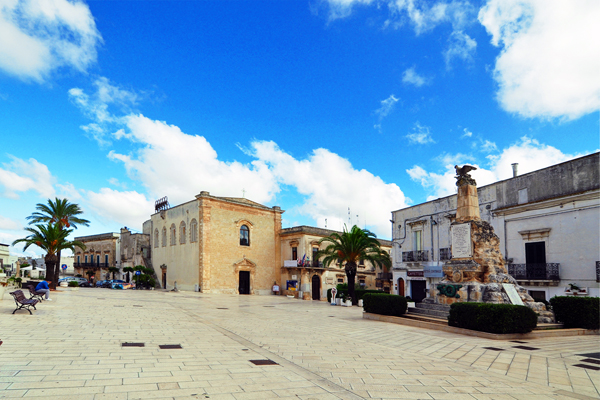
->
xmin=430 ymin=165 xmax=554 ymax=323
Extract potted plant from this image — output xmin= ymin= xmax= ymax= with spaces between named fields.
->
xmin=566 ymin=283 xmax=580 ymax=294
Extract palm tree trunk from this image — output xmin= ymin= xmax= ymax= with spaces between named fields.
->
xmin=345 ymin=262 xmax=358 ymax=305
xmin=45 ymin=254 xmax=58 ymax=290
xmin=52 ymin=249 xmax=62 ymax=290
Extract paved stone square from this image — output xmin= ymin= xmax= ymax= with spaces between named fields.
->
xmin=0 ymin=288 xmax=598 ymax=400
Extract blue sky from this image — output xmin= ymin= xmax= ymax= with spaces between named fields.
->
xmin=1 ymin=0 xmax=598 ymax=257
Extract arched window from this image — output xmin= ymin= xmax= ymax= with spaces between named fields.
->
xmin=240 ymin=225 xmax=250 ymax=246
xmin=170 ymin=224 xmax=176 ymax=245
xmin=190 ymin=219 xmax=198 ymax=242
xmin=154 ymin=229 xmax=159 ymax=248
xmin=161 ymin=227 xmax=167 ymax=247
xmin=180 ymin=221 xmax=186 ymax=244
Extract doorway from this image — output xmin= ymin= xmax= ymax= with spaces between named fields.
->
xmin=397 ymin=278 xmax=405 ymax=296
xmin=525 ymin=241 xmax=546 ymax=279
xmin=239 ymin=271 xmax=250 ymax=295
xmin=162 ymin=269 xmax=167 ymax=289
xmin=311 ymin=275 xmax=320 ymax=300
xmin=411 ymin=280 xmax=426 ymax=302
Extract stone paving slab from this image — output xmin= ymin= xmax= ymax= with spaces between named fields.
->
xmin=0 ymin=289 xmax=598 ymax=399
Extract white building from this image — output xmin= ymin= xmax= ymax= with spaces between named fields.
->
xmin=391 ymin=153 xmax=600 ymax=302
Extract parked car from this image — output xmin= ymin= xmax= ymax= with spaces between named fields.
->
xmin=110 ymin=280 xmax=126 ymax=289
xmin=113 ymin=282 xmax=134 ymax=290
xmin=95 ymin=280 xmax=107 ymax=287
xmin=58 ymin=277 xmax=88 ymax=285
xmin=100 ymin=280 xmax=115 ymax=288
xmin=79 ymin=281 xmax=93 ymax=287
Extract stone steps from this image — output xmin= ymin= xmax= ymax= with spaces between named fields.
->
xmin=407 ymin=303 xmax=451 ymax=319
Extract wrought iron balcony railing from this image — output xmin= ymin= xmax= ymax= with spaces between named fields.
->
xmin=377 ymin=272 xmax=393 ymax=280
xmin=402 ymin=250 xmax=429 ymax=262
xmin=508 ymin=263 xmax=560 ymax=281
xmin=74 ymin=262 xmax=110 ymax=269
xmin=439 ymin=248 xmax=451 ymax=261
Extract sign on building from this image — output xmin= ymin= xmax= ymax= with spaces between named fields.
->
xmin=423 ymin=265 xmax=444 ymax=278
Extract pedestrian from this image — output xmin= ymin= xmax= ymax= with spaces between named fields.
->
xmin=35 ymin=280 xmax=52 ymax=301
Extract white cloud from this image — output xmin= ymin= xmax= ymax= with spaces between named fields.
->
xmin=478 ymin=0 xmax=600 ymax=120
xmin=375 ymin=94 xmax=399 ymax=118
xmin=444 ymin=30 xmax=476 ymax=68
xmin=69 ymin=77 xmax=138 ymax=145
xmin=323 ymin=0 xmax=374 ymax=20
xmin=408 ymin=137 xmax=585 ymax=200
xmin=0 ymin=156 xmax=55 ymax=199
xmin=480 ymin=140 xmax=497 ymax=153
xmin=0 ymin=0 xmax=101 ymax=82
xmin=462 ymin=128 xmax=473 ymax=137
xmin=374 ymin=94 xmax=399 ymax=131
xmin=0 ymin=215 xmax=21 ymax=230
xmin=108 ymin=114 xmax=280 ymax=207
xmin=406 ymin=122 xmax=435 ymax=144
xmin=86 ymin=188 xmax=154 ymax=228
xmin=386 ymin=0 xmax=475 ymax=35
xmin=249 ymin=141 xmax=408 ymax=237
xmin=402 ymin=66 xmax=429 ymax=87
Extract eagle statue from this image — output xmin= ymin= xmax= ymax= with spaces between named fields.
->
xmin=454 ymin=164 xmax=477 ymax=177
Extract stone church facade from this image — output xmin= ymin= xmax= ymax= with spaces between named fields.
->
xmin=144 ymin=191 xmax=283 ymax=294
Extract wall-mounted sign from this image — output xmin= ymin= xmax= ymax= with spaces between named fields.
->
xmin=407 ymin=270 xmax=424 ymax=277
xmin=502 ymin=283 xmax=524 ymax=306
xmin=423 ymin=265 xmax=444 ymax=278
xmin=451 ymin=223 xmax=472 ymax=258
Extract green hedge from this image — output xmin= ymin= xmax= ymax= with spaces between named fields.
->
xmin=550 ymin=296 xmax=599 ymax=330
xmin=448 ymin=303 xmax=537 ymax=334
xmin=362 ymin=293 xmax=407 ymax=316
xmin=327 ymin=288 xmax=382 ymax=302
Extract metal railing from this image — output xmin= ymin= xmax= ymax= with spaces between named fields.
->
xmin=439 ymin=248 xmax=451 ymax=261
xmin=377 ymin=272 xmax=393 ymax=280
xmin=402 ymin=250 xmax=429 ymax=262
xmin=74 ymin=262 xmax=110 ymax=269
xmin=507 ymin=263 xmax=560 ymax=281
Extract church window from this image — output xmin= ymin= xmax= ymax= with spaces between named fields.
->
xmin=190 ymin=219 xmax=198 ymax=242
xmin=162 ymin=227 xmax=167 ymax=247
xmin=240 ymin=225 xmax=250 ymax=246
xmin=170 ymin=224 xmax=176 ymax=245
xmin=154 ymin=229 xmax=159 ymax=248
xmin=180 ymin=221 xmax=186 ymax=244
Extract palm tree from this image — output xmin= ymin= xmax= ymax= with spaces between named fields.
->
xmin=12 ymin=224 xmax=86 ymax=288
xmin=316 ymin=225 xmax=391 ymax=305
xmin=108 ymin=267 xmax=120 ymax=280
xmin=26 ymin=198 xmax=90 ymax=288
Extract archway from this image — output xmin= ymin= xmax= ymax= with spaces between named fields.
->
xmin=397 ymin=278 xmax=405 ymax=296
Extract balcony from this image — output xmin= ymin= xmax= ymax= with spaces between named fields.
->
xmin=377 ymin=272 xmax=393 ymax=280
xmin=508 ymin=263 xmax=560 ymax=281
xmin=402 ymin=250 xmax=429 ymax=262
xmin=74 ymin=262 xmax=110 ymax=269
xmin=439 ymin=248 xmax=451 ymax=261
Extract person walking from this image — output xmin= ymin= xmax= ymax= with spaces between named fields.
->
xmin=35 ymin=280 xmax=52 ymax=301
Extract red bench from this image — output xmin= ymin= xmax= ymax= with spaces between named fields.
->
xmin=9 ymin=290 xmax=39 ymax=315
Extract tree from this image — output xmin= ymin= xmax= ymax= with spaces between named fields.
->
xmin=26 ymin=198 xmax=90 ymax=288
xmin=316 ymin=225 xmax=391 ymax=305
xmin=12 ymin=224 xmax=86 ymax=288
xmin=123 ymin=267 xmax=134 ymax=283
xmin=108 ymin=267 xmax=120 ymax=280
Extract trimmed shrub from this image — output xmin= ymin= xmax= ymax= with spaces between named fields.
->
xmin=362 ymin=293 xmax=407 ymax=316
xmin=68 ymin=281 xmax=79 ymax=287
xmin=550 ymin=296 xmax=599 ymax=330
xmin=448 ymin=303 xmax=537 ymax=334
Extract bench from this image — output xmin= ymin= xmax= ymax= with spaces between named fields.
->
xmin=26 ymin=284 xmax=46 ymax=302
xmin=9 ymin=290 xmax=39 ymax=315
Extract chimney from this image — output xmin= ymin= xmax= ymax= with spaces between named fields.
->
xmin=511 ymin=163 xmax=518 ymax=177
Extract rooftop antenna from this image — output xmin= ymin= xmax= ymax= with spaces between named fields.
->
xmin=325 ymin=218 xmax=327 ymax=229
xmin=348 ymin=207 xmax=351 ymax=226
xmin=154 ymin=196 xmax=170 ymax=213
xmin=242 ymin=188 xmax=246 ymax=198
